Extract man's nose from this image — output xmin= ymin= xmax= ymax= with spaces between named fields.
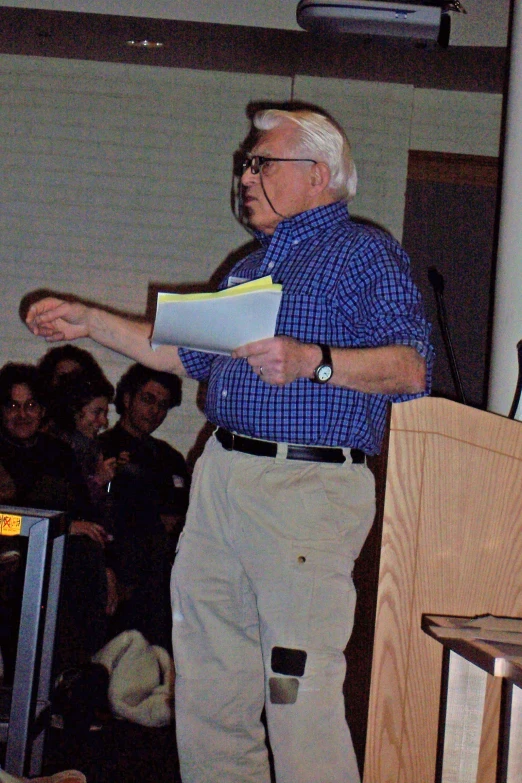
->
xmin=241 ymin=165 xmax=258 ymax=186
xmin=149 ymin=401 xmax=165 ymax=417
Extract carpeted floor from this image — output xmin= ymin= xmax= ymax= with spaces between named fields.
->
xmin=43 ymin=720 xmax=182 ymax=783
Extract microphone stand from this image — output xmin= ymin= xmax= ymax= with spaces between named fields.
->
xmin=428 ymin=266 xmax=467 ymax=405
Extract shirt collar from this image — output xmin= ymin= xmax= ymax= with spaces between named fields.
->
xmin=254 ymin=200 xmax=349 ymax=248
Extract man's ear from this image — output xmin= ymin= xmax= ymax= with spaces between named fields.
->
xmin=123 ymin=391 xmax=131 ymax=411
xmin=309 ymin=161 xmax=331 ymax=194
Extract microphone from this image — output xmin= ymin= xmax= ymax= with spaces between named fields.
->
xmin=427 ymin=266 xmax=444 ymax=295
xmin=508 ymin=340 xmax=522 ymax=419
xmin=428 ymin=266 xmax=467 ymax=405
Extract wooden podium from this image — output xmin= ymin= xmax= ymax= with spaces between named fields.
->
xmin=363 ymin=397 xmax=522 ymax=783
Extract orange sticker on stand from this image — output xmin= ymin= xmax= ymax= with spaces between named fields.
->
xmin=0 ymin=513 xmax=22 ymax=536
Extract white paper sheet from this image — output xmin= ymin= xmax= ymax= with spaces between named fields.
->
xmin=151 ymin=277 xmax=283 ymax=355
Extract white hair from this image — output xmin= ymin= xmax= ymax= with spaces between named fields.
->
xmin=253 ymin=109 xmax=357 ymax=201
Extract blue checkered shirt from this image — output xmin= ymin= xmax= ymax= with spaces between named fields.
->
xmin=178 ymin=200 xmax=433 ymax=454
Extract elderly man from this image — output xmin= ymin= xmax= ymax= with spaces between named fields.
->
xmin=27 ymin=107 xmax=432 ymax=783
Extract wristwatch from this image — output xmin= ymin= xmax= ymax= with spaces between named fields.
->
xmin=311 ymin=344 xmax=333 ymax=384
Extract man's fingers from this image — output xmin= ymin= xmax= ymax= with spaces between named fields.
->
xmin=26 ymin=308 xmax=67 ymax=338
xmin=28 ymin=303 xmax=68 ymax=327
xmin=34 ymin=324 xmax=65 ymax=338
xmin=232 ymin=337 xmax=275 ymax=359
xmin=30 ymin=323 xmax=66 ymax=340
xmin=27 ymin=297 xmax=64 ymax=323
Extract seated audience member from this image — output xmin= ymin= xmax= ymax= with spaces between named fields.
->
xmin=37 ymin=345 xmax=108 ymax=433
xmin=50 ymin=370 xmax=119 ymax=619
xmin=99 ymin=364 xmax=189 ymax=652
xmin=38 ymin=344 xmax=106 ymax=389
xmin=0 ymin=363 xmax=90 ymax=517
xmin=50 ymin=371 xmax=117 ymax=522
xmin=0 ymin=363 xmax=110 ymax=729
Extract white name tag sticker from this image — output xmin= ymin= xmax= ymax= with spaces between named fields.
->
xmin=227 ymin=276 xmax=248 ymax=288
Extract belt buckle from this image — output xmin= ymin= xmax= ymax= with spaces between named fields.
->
xmin=229 ymin=432 xmax=235 ymax=451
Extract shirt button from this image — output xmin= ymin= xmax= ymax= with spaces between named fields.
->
xmin=267 ymin=261 xmax=274 ymax=269
xmin=292 ymin=240 xmax=299 ymax=246
xmin=222 ymin=389 xmax=228 ymax=398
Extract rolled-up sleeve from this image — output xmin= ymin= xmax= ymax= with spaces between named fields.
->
xmin=338 ymin=232 xmax=435 ymax=400
xmin=177 ymin=347 xmax=216 ymax=382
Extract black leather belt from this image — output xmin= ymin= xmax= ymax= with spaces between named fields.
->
xmin=215 ymin=428 xmax=365 ymax=465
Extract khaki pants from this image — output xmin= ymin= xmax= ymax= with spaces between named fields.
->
xmin=171 ymin=435 xmax=375 ymax=783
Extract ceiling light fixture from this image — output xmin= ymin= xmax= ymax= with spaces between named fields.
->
xmin=126 ymin=39 xmax=164 ymax=48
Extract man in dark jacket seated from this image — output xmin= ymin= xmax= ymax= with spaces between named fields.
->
xmin=99 ymin=363 xmax=189 ymax=652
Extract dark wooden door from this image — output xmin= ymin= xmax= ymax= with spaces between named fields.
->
xmin=403 ymin=151 xmax=499 ymax=409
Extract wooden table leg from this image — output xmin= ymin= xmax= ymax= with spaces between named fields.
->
xmin=440 ymin=650 xmax=488 ymax=783
xmin=505 ymin=683 xmax=522 ymax=783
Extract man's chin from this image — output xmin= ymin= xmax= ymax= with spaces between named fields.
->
xmin=241 ymin=203 xmax=254 ymax=222
xmin=139 ymin=421 xmax=160 ymax=438
xmin=242 ymin=207 xmax=263 ymax=231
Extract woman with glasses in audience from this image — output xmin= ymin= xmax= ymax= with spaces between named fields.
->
xmin=0 ymin=363 xmax=113 ymax=735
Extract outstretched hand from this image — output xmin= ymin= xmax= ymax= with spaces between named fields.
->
xmin=232 ymin=336 xmax=318 ymax=386
xmin=26 ymin=297 xmax=90 ymax=342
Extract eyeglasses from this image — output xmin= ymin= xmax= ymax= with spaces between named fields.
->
xmin=241 ymin=155 xmax=317 ymax=176
xmin=3 ymin=400 xmax=40 ymax=414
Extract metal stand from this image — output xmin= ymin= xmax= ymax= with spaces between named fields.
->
xmin=423 ymin=614 xmax=522 ymax=783
xmin=0 ymin=508 xmax=66 ymax=776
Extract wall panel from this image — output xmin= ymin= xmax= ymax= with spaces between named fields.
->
xmin=0 ymin=53 xmax=290 ymax=452
xmin=294 ymin=76 xmax=413 ymax=241
xmin=0 ymin=52 xmax=505 ymax=456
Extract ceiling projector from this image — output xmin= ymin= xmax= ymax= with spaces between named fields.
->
xmin=296 ymin=1 xmax=466 ymax=45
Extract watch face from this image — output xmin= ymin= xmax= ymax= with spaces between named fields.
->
xmin=316 ymin=365 xmax=333 ymax=383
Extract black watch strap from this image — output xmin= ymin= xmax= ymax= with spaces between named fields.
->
xmin=311 ymin=344 xmax=333 ymax=384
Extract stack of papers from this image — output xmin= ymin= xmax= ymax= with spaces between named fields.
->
xmin=151 ymin=276 xmax=283 ymax=355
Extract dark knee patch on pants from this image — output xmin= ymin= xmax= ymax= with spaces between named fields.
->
xmin=269 ymin=677 xmax=300 ymax=704
xmin=271 ymin=646 xmax=307 ymax=677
